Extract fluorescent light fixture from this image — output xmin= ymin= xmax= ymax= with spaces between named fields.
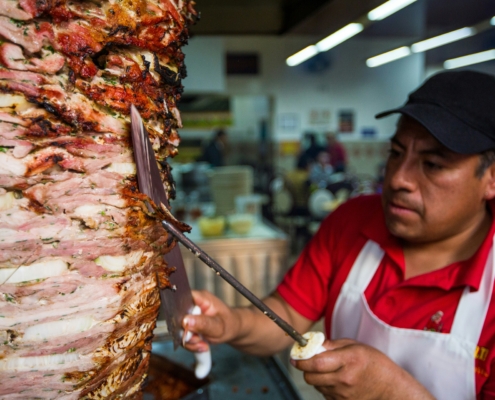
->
xmin=286 ymin=23 xmax=364 ymax=67
xmin=444 ymin=49 xmax=495 ymax=69
xmin=411 ymin=27 xmax=475 ymax=53
xmin=366 ymin=46 xmax=411 ymax=67
xmin=368 ymin=0 xmax=417 ymax=21
xmin=491 ymin=16 xmax=495 ymax=25
xmin=286 ymin=45 xmax=319 ymax=67
xmin=316 ymin=23 xmax=364 ymax=52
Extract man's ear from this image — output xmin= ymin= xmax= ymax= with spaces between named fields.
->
xmin=484 ymin=162 xmax=495 ymax=200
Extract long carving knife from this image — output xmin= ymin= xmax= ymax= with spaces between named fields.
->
xmin=130 ymin=105 xmax=211 ymax=378
xmin=161 ymin=220 xmax=309 ymax=347
xmin=159 ymin=221 xmax=331 ymax=360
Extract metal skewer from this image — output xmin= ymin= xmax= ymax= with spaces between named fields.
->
xmin=162 ymin=220 xmax=308 ymax=347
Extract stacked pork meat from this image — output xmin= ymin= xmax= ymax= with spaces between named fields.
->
xmin=0 ymin=0 xmax=197 ymax=398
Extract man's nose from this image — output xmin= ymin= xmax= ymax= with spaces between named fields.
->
xmin=387 ymin=159 xmax=417 ymax=192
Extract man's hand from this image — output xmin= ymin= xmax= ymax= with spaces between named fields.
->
xmin=182 ymin=290 xmax=240 ymax=353
xmin=292 ymin=338 xmax=434 ymax=400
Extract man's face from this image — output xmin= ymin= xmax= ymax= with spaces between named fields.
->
xmin=382 ymin=116 xmax=490 ymax=243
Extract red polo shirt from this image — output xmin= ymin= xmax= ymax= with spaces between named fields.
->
xmin=277 ymin=194 xmax=495 ymax=398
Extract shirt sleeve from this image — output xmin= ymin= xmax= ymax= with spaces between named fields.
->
xmin=277 ymin=214 xmax=337 ymax=321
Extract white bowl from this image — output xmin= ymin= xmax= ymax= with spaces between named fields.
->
xmin=228 ymin=214 xmax=254 ymax=234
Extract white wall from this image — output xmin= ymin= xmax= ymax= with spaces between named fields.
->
xmin=182 ymin=35 xmax=424 ymax=141
xmin=180 ymin=35 xmax=425 ymax=173
xmin=182 ymin=37 xmax=226 ymax=92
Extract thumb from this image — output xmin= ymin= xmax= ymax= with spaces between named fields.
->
xmin=323 ymin=338 xmax=357 ymax=351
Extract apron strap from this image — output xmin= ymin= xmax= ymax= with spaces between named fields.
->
xmin=345 ymin=240 xmax=384 ymax=290
xmin=451 ymin=245 xmax=495 ymax=344
xmin=331 ymin=240 xmax=383 ymax=340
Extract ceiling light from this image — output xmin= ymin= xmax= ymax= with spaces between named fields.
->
xmin=368 ymin=0 xmax=417 ymax=21
xmin=286 ymin=45 xmax=319 ymax=67
xmin=286 ymin=23 xmax=364 ymax=67
xmin=316 ymin=23 xmax=364 ymax=52
xmin=411 ymin=27 xmax=475 ymax=53
xmin=366 ymin=47 xmax=411 ymax=67
xmin=491 ymin=16 xmax=495 ymax=25
xmin=444 ymin=49 xmax=495 ymax=69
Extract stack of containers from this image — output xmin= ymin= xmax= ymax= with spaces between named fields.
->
xmin=209 ymin=166 xmax=254 ymax=216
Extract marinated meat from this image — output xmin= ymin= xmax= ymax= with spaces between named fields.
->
xmin=0 ymin=0 xmax=198 ymax=398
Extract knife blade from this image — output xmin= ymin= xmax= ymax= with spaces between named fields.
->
xmin=130 ymin=105 xmax=194 ymax=349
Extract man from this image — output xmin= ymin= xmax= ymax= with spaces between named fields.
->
xmin=325 ymin=132 xmax=348 ymax=172
xmin=197 ymin=128 xmax=228 ymax=167
xmin=183 ymin=70 xmax=495 ymax=399
xmin=297 ymin=132 xmax=325 ymax=170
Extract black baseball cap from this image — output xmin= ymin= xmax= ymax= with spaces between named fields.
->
xmin=376 ymin=70 xmax=495 ymax=154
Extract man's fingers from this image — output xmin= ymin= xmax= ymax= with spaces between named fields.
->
xmin=183 ymin=338 xmax=210 ymax=353
xmin=294 ymin=340 xmax=362 ymax=374
xmin=304 ymin=370 xmax=341 ymax=388
xmin=314 ymin=384 xmax=339 ymax=399
xmin=183 ymin=313 xmax=225 ymax=340
xmin=293 ymin=346 xmax=348 ymax=373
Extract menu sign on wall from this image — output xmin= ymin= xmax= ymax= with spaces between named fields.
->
xmin=338 ymin=110 xmax=355 ymax=133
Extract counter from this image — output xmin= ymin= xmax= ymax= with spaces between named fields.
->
xmin=180 ymin=220 xmax=289 ymax=306
xmin=149 ymin=340 xmax=303 ymax=400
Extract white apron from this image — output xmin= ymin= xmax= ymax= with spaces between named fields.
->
xmin=331 ymin=240 xmax=495 ymax=400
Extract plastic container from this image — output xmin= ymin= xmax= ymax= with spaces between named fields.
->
xmin=235 ymin=194 xmax=265 ymax=222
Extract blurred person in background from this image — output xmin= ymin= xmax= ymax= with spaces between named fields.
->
xmin=308 ymin=150 xmax=334 ymax=188
xmin=197 ymin=129 xmax=228 ymax=167
xmin=183 ymin=70 xmax=495 ymax=399
xmin=325 ymin=132 xmax=347 ymax=172
xmin=296 ymin=132 xmax=325 ymax=170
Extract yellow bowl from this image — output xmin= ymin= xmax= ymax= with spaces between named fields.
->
xmin=198 ymin=216 xmax=226 ymax=237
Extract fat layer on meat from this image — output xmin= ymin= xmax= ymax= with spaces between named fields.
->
xmin=0 ymin=0 xmax=198 ymax=398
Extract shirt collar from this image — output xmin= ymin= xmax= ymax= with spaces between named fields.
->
xmin=359 ymin=196 xmax=495 ymax=291
xmin=453 ymin=200 xmax=495 ymax=291
xmin=360 ymin=197 xmax=405 ymax=269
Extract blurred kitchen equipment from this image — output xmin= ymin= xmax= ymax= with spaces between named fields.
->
xmin=308 ymin=188 xmax=334 ymax=219
xmin=235 ymin=194 xmax=265 ymax=222
xmin=179 ymin=162 xmax=212 ymax=202
xmin=209 ymin=166 xmax=253 ymax=216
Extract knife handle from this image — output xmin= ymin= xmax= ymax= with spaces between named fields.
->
xmin=183 ymin=305 xmax=212 ymax=379
xmin=290 ymin=331 xmax=326 ymax=360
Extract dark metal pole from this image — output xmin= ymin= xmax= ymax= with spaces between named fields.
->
xmin=162 ymin=220 xmax=308 ymax=347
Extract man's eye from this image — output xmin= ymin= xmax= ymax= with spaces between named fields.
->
xmin=424 ymin=161 xmax=442 ymax=170
xmin=388 ymin=148 xmax=400 ymax=158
